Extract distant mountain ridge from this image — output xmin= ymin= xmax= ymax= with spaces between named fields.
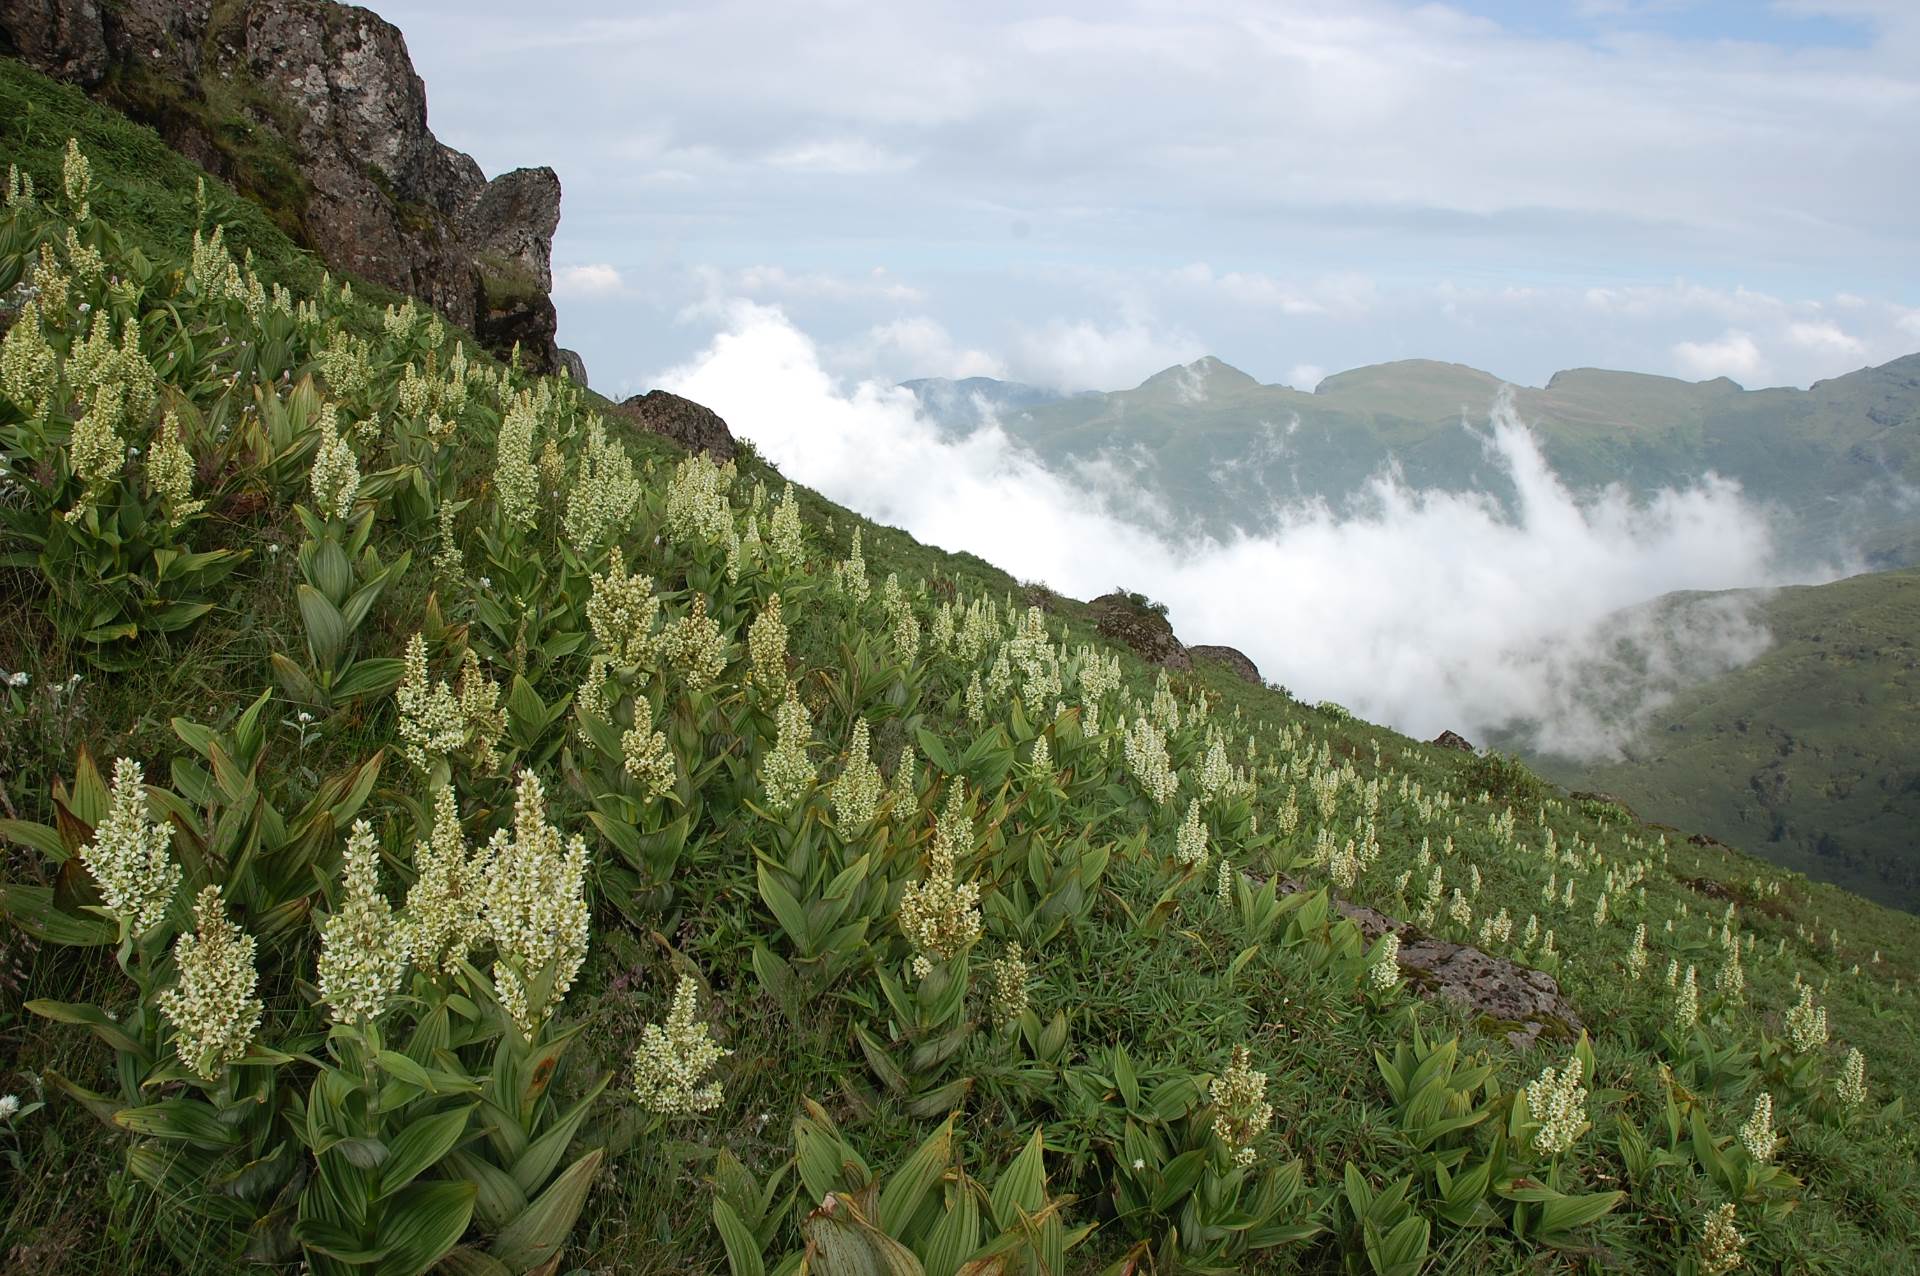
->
xmin=903 ymin=352 xmax=1920 ymax=567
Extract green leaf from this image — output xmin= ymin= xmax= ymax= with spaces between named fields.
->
xmin=2 ymin=885 xmax=115 ymax=946
xmin=444 ymin=1149 xmax=529 ymax=1233
xmin=1364 ymin=1213 xmax=1430 ymax=1276
xmin=434 ymin=1247 xmax=514 ymax=1276
xmin=987 ymin=1127 xmax=1048 ymax=1232
xmin=271 ymin=652 xmax=325 ymax=706
xmin=378 ymin=1106 xmax=474 ymax=1200
xmin=332 ymin=658 xmax=406 ymax=700
xmin=878 ymin=1116 xmax=954 ymax=1236
xmin=715 ymin=1197 xmax=769 ymax=1276
xmin=490 ymin=1146 xmax=603 ymax=1270
xmin=921 ymin=1172 xmax=980 ymax=1276
xmin=915 ymin=727 xmax=956 ymax=776
xmin=758 ymin=865 xmax=814 ymax=951
xmin=1113 ymin=1047 xmax=1140 ymax=1112
xmin=25 ymin=997 xmax=145 ymax=1054
xmin=1537 ymin=1190 xmax=1625 ymax=1238
xmin=509 ymin=1074 xmax=609 ymax=1198
xmin=1152 ymin=1149 xmax=1208 ymax=1213
xmin=115 ymin=1099 xmax=240 ymax=1148
xmin=297 ymin=585 xmax=348 ymax=669
xmin=0 ymin=819 xmax=67 ymax=862
xmin=382 ymin=1178 xmax=478 ymax=1276
xmin=800 ymin=1196 xmax=924 ymax=1276
xmin=855 ymin=1024 xmax=908 ymax=1096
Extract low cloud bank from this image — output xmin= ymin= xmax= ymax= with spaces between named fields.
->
xmin=660 ymin=302 xmax=1818 ymax=759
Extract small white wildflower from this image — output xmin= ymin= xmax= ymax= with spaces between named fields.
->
xmin=631 ymin=975 xmax=730 ymax=1117
xmin=317 ymin=821 xmax=409 ymax=1023
xmin=1369 ymin=932 xmax=1401 ymax=992
xmin=157 ymin=885 xmax=263 ymax=1080
xmin=1209 ymin=1046 xmax=1273 ymax=1169
xmin=78 ymin=758 xmax=181 ymax=937
xmin=1784 ymin=984 xmax=1828 ymax=1053
xmin=1524 ymin=1054 xmax=1589 ymax=1156
xmin=483 ymin=772 xmax=591 ymax=1040
xmin=760 ymin=684 xmax=817 ymax=813
xmin=1699 ymin=1203 xmax=1745 ymax=1275
xmin=1738 ymin=1092 xmax=1777 ymax=1163
xmin=1836 ymin=1047 xmax=1867 ymax=1109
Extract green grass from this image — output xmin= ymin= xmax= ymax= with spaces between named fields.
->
xmin=2 ymin=53 xmax=1919 ymax=1276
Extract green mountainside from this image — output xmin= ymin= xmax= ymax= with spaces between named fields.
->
xmin=5 ymin=53 xmax=1920 ymax=1276
xmin=1534 ymin=569 xmax=1920 ymax=914
xmin=906 ymin=353 xmax=1920 ymax=567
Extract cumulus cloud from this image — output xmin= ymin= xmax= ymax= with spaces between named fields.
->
xmin=553 ymin=263 xmax=628 ymax=297
xmin=702 ymin=264 xmax=926 ymax=304
xmin=833 ymin=315 xmax=1007 ymax=381
xmin=1008 ymin=314 xmax=1203 ymax=391
xmin=384 ymin=1 xmax=1920 ymax=395
xmin=1672 ymin=329 xmax=1767 ymax=383
xmin=660 ymin=303 xmax=1817 ymax=758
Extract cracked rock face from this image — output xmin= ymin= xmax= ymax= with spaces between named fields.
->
xmin=613 ymin=391 xmax=738 ymax=461
xmin=1 ymin=0 xmax=572 ymax=376
xmin=1090 ymin=593 xmax=1191 ymax=671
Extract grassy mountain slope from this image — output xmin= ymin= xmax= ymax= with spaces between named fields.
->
xmin=4 ymin=55 xmax=1920 ymax=1276
xmin=1534 ymin=569 xmax=1920 ymax=913
xmin=907 ymin=354 xmax=1920 ymax=567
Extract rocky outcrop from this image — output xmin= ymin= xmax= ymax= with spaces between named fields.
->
xmin=1190 ymin=644 xmax=1259 ymax=685
xmin=0 ymin=0 xmax=108 ymax=83
xmin=1272 ymin=872 xmax=1580 ymax=1050
xmin=612 ymin=390 xmax=738 ymax=461
xmin=0 ymin=0 xmax=572 ymax=375
xmin=1432 ymin=729 xmax=1475 ymax=752
xmin=1090 ymin=592 xmax=1190 ymax=670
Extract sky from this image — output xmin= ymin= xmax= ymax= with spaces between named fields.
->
xmin=376 ymin=0 xmax=1920 ymax=398
xmin=368 ymin=1 xmax=1906 ymax=749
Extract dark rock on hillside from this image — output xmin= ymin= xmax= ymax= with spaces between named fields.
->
xmin=1272 ymin=873 xmax=1580 ymax=1050
xmin=1190 ymin=643 xmax=1259 ymax=684
xmin=556 ymin=347 xmax=589 ymax=388
xmin=1090 ymin=592 xmax=1190 ymax=670
xmin=0 ymin=0 xmax=108 ymax=83
xmin=613 ymin=390 xmax=737 ymax=461
xmin=0 ymin=0 xmax=571 ymax=374
xmin=1432 ymin=729 xmax=1475 ymax=752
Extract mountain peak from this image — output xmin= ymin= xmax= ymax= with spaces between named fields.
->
xmin=1135 ymin=356 xmax=1261 ymax=401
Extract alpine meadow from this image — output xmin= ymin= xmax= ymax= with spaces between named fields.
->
xmin=2 ymin=5 xmax=1920 ymax=1276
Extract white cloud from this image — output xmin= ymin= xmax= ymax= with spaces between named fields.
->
xmin=1009 ymin=315 xmax=1203 ymax=391
xmin=1288 ymin=364 xmax=1326 ymax=391
xmin=384 ymin=1 xmax=1920 ymax=397
xmin=659 ymin=304 xmax=1818 ymax=757
xmin=764 ymin=138 xmax=916 ymax=175
xmin=1671 ymin=329 xmax=1767 ymax=383
xmin=1786 ymin=318 xmax=1865 ymax=357
xmin=726 ymin=264 xmax=924 ymax=304
xmin=832 ymin=315 xmax=1007 ymax=381
xmin=553 ymin=263 xmax=627 ymax=297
